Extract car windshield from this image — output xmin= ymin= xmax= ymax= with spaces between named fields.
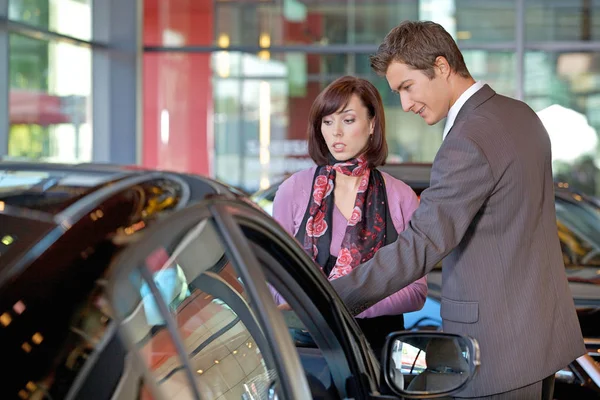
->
xmin=555 ymin=195 xmax=600 ymax=269
xmin=0 ymin=169 xmax=122 ymax=214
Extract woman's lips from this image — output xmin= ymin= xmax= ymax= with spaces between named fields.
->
xmin=332 ymin=143 xmax=346 ymax=152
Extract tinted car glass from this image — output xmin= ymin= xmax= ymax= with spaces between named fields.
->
xmin=110 ymin=217 xmax=280 ymax=400
xmin=555 ymin=196 xmax=600 ymax=267
xmin=0 ymin=204 xmax=136 ymax=399
xmin=0 ymin=169 xmax=124 ymax=214
xmin=0 ymin=176 xmax=189 ymax=400
xmin=0 ymin=214 xmax=56 ymax=269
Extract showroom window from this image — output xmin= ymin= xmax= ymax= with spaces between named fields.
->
xmin=5 ymin=0 xmax=92 ymax=163
xmin=9 ymin=33 xmax=91 ymax=161
xmin=142 ymin=0 xmax=600 ymax=197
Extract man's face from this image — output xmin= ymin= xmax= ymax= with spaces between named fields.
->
xmin=386 ymin=61 xmax=451 ymax=125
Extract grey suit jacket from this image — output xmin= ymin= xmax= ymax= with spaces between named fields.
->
xmin=331 ymin=85 xmax=586 ymax=397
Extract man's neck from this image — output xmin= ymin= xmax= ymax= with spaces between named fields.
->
xmin=448 ymin=76 xmax=477 ymax=108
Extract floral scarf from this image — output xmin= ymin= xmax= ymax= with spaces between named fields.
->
xmin=302 ymin=155 xmax=388 ymax=279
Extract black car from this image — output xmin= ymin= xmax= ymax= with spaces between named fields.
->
xmin=0 ymin=162 xmax=477 ymax=400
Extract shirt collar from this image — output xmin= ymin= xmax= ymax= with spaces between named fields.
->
xmin=442 ymin=81 xmax=485 ymax=140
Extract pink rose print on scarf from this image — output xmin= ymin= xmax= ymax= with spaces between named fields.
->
xmin=351 ymin=163 xmax=367 ymax=177
xmin=347 ymin=206 xmax=362 ymax=226
xmin=313 ymin=175 xmax=334 ymax=205
xmin=329 ymin=248 xmax=354 ymax=279
xmin=304 ymin=156 xmax=387 ymax=279
xmin=306 ymin=210 xmax=328 ymax=237
xmin=350 ymin=247 xmax=362 ymax=264
xmin=357 ymin=175 xmax=369 ymax=193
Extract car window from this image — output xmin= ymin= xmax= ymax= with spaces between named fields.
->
xmin=109 ymin=217 xmax=279 ymax=400
xmin=0 ymin=169 xmax=119 ymax=213
xmin=555 ymin=197 xmax=600 ymax=267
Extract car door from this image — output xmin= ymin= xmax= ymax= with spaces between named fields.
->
xmin=105 ymin=196 xmax=382 ymax=400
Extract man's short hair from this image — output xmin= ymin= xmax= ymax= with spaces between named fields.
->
xmin=370 ymin=20 xmax=471 ymax=79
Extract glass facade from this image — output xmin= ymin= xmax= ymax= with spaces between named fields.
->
xmin=2 ymin=1 xmax=600 ymax=197
xmin=2 ymin=1 xmax=138 ymax=166
xmin=188 ymin=0 xmax=600 ymax=194
xmin=147 ymin=0 xmax=599 ymax=193
xmin=4 ymin=0 xmax=93 ymax=163
xmin=9 ymin=34 xmax=91 ymax=162
xmin=525 ymin=0 xmax=600 ymax=41
xmin=8 ymin=0 xmax=91 ymax=40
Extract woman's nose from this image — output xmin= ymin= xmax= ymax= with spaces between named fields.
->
xmin=333 ymin=123 xmax=343 ymax=136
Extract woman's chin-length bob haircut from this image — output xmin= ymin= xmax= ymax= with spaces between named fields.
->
xmin=307 ymin=75 xmax=388 ymax=167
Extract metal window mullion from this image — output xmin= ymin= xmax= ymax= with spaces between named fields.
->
xmin=346 ymin=0 xmax=356 ymax=75
xmin=0 ymin=0 xmax=8 ymax=157
xmin=92 ymin=0 xmax=110 ymax=163
xmin=144 ymin=44 xmax=381 ymax=54
xmin=0 ymin=17 xmax=107 ymax=49
xmin=145 ymin=42 xmax=530 ymax=54
xmin=91 ymin=0 xmax=139 ymax=165
xmin=456 ymin=41 xmax=517 ymax=51
xmin=525 ymin=41 xmax=600 ymax=51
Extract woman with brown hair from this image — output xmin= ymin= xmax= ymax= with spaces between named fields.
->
xmin=272 ymin=76 xmax=427 ymax=356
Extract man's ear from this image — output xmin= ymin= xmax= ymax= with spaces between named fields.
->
xmin=435 ymin=56 xmax=451 ymax=79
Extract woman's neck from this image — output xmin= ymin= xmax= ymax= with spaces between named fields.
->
xmin=334 ymin=172 xmax=362 ymax=191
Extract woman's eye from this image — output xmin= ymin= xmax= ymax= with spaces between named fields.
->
xmin=344 ymin=119 xmax=355 ymax=124
xmin=323 ymin=120 xmax=332 ymax=125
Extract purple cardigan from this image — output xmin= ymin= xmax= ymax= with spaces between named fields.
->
xmin=272 ymin=166 xmax=427 ymax=318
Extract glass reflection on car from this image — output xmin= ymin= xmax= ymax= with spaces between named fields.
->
xmin=0 ymin=172 xmax=188 ymax=400
xmin=110 ymin=218 xmax=278 ymax=400
xmin=556 ymin=195 xmax=600 ymax=269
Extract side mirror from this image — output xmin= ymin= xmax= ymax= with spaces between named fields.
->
xmin=382 ymin=332 xmax=480 ymax=398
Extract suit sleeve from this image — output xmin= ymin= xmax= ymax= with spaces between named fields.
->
xmin=356 ymin=179 xmax=427 ymax=318
xmin=330 ymin=135 xmax=496 ymax=315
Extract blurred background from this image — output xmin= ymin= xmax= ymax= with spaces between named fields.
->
xmin=1 ymin=0 xmax=600 ymax=194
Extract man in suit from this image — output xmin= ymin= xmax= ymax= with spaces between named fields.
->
xmin=330 ymin=21 xmax=585 ymax=399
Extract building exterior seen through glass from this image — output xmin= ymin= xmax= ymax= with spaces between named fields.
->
xmin=7 ymin=0 xmax=92 ymax=163
xmin=2 ymin=0 xmax=600 ymax=199
xmin=195 ymin=0 xmax=600 ymax=195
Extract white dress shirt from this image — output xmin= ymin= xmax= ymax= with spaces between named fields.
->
xmin=442 ymin=81 xmax=485 ymax=140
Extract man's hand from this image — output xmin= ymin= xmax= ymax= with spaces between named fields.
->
xmin=277 ymin=303 xmax=292 ymax=311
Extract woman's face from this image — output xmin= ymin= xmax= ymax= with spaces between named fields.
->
xmin=321 ymin=94 xmax=374 ymax=162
